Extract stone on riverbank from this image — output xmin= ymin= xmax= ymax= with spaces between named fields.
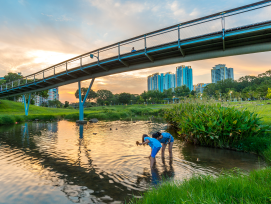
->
xmin=89 ymin=118 xmax=99 ymax=123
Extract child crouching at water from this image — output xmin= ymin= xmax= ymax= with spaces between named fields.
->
xmin=137 ymin=134 xmax=162 ymax=168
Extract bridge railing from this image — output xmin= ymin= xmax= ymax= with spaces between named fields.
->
xmin=1 ymin=0 xmax=271 ymax=94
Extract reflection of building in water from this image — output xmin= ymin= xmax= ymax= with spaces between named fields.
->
xmin=47 ymin=122 xmax=58 ymax=133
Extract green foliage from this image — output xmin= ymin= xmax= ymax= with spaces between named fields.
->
xmin=266 ymin=87 xmax=271 ymax=99
xmin=48 ymin=99 xmax=63 ymax=108
xmin=204 ymin=69 xmax=271 ymax=99
xmin=174 ymin=85 xmax=190 ymax=97
xmin=0 ymin=115 xmax=15 ymax=125
xmin=4 ymin=72 xmax=23 ymax=82
xmin=75 ymin=88 xmax=97 ymax=102
xmin=119 ymin=92 xmax=131 ymax=104
xmin=233 ymin=136 xmax=271 ymax=154
xmin=96 ymin=89 xmax=113 ymax=101
xmin=130 ymin=167 xmax=271 ymax=204
xmin=64 ymin=101 xmax=69 ymax=108
xmin=164 ymin=102 xmax=269 ymax=148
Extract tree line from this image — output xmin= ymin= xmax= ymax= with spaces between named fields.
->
xmin=74 ymin=85 xmax=195 ymax=106
xmin=203 ymin=70 xmax=271 ymax=100
xmin=2 ymin=69 xmax=271 ymax=108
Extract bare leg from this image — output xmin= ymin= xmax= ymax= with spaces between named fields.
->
xmin=161 ymin=143 xmax=167 ymax=158
xmin=168 ymin=142 xmax=174 ymax=158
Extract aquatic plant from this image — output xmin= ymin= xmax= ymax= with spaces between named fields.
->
xmin=164 ymin=102 xmax=269 ymax=148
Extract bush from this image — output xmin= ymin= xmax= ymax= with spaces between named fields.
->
xmin=0 ymin=115 xmax=15 ymax=125
xmin=164 ymin=103 xmax=269 ymax=148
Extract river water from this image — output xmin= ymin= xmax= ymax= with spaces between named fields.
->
xmin=0 ymin=120 xmax=265 ymax=203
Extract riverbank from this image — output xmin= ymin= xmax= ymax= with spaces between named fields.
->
xmin=163 ymin=100 xmax=271 ymax=163
xmin=130 ymin=167 xmax=271 ymax=204
xmin=0 ymin=100 xmax=170 ymax=125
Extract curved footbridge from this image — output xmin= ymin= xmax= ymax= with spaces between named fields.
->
xmin=1 ymin=0 xmax=271 ymax=121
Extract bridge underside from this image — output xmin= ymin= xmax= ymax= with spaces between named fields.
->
xmin=1 ymin=21 xmax=271 ymax=99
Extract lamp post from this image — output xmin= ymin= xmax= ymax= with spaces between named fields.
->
xmin=230 ymin=91 xmax=232 ymax=102
xmin=131 ymin=100 xmax=132 ymax=105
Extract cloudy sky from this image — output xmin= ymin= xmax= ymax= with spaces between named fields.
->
xmin=1 ymin=0 xmax=271 ymax=102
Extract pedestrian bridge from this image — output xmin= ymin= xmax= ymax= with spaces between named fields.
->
xmin=1 ymin=0 xmax=271 ymax=119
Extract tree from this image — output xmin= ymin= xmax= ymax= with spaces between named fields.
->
xmin=64 ymin=101 xmax=69 ymax=108
xmin=174 ymin=85 xmax=191 ymax=97
xmin=4 ymin=72 xmax=23 ymax=82
xmin=48 ymin=99 xmax=63 ymax=108
xmin=75 ymin=88 xmax=97 ymax=102
xmin=190 ymin=90 xmax=196 ymax=96
xmin=96 ymin=89 xmax=113 ymax=101
xmin=119 ymin=92 xmax=131 ymax=104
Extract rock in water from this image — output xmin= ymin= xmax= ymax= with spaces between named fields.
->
xmin=89 ymin=118 xmax=99 ymax=123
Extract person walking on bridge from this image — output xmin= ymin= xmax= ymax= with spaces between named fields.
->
xmin=152 ymin=132 xmax=174 ymax=158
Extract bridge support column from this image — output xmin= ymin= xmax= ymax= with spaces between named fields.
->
xmin=23 ymin=94 xmax=31 ymax=116
xmin=77 ymin=78 xmax=95 ymax=123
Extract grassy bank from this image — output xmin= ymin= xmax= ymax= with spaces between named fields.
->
xmin=163 ymin=99 xmax=271 ymax=163
xmin=130 ymin=167 xmax=271 ymax=204
xmin=0 ymin=100 xmax=170 ymax=125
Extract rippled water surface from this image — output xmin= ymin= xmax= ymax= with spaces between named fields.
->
xmin=0 ymin=121 xmax=265 ymax=203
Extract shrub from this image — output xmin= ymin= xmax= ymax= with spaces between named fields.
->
xmin=164 ymin=103 xmax=269 ymax=148
xmin=0 ymin=115 xmax=15 ymax=125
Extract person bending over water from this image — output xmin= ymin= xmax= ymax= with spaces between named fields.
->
xmin=152 ymin=132 xmax=174 ymax=158
xmin=138 ymin=134 xmax=162 ymax=168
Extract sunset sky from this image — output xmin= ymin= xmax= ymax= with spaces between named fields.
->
xmin=1 ymin=0 xmax=271 ymax=102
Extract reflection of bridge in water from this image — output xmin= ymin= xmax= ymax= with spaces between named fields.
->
xmin=0 ymin=122 xmax=156 ymax=202
xmin=1 ymin=1 xmax=271 ymax=121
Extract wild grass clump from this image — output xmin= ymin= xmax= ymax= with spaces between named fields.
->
xmin=129 ymin=167 xmax=271 ymax=204
xmin=164 ymin=102 xmax=269 ymax=148
xmin=0 ymin=115 xmax=16 ymax=125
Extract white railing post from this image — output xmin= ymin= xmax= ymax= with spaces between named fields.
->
xmin=43 ymin=71 xmax=44 ymax=79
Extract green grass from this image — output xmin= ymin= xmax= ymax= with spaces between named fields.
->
xmin=0 ymin=100 xmax=171 ymax=125
xmin=129 ymin=167 xmax=271 ymax=204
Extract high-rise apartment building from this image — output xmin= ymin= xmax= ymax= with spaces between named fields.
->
xmin=164 ymin=72 xmax=175 ymax=90
xmin=147 ymin=73 xmax=161 ymax=91
xmin=176 ymin=65 xmax=193 ymax=91
xmin=147 ymin=72 xmax=175 ymax=92
xmin=147 ymin=65 xmax=193 ymax=92
xmin=211 ymin=64 xmax=234 ymax=83
xmin=17 ymin=87 xmax=59 ymax=106
xmin=193 ymin=83 xmax=210 ymax=93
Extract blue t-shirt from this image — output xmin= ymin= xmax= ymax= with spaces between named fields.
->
xmin=144 ymin=137 xmax=162 ymax=149
xmin=159 ymin=132 xmax=173 ymax=144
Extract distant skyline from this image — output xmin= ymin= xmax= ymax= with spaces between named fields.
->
xmin=1 ymin=0 xmax=271 ymax=102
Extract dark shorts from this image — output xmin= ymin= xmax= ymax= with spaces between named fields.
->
xmin=151 ymin=147 xmax=161 ymax=158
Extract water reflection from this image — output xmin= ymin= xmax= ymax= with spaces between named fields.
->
xmin=0 ymin=121 xmax=266 ymax=203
